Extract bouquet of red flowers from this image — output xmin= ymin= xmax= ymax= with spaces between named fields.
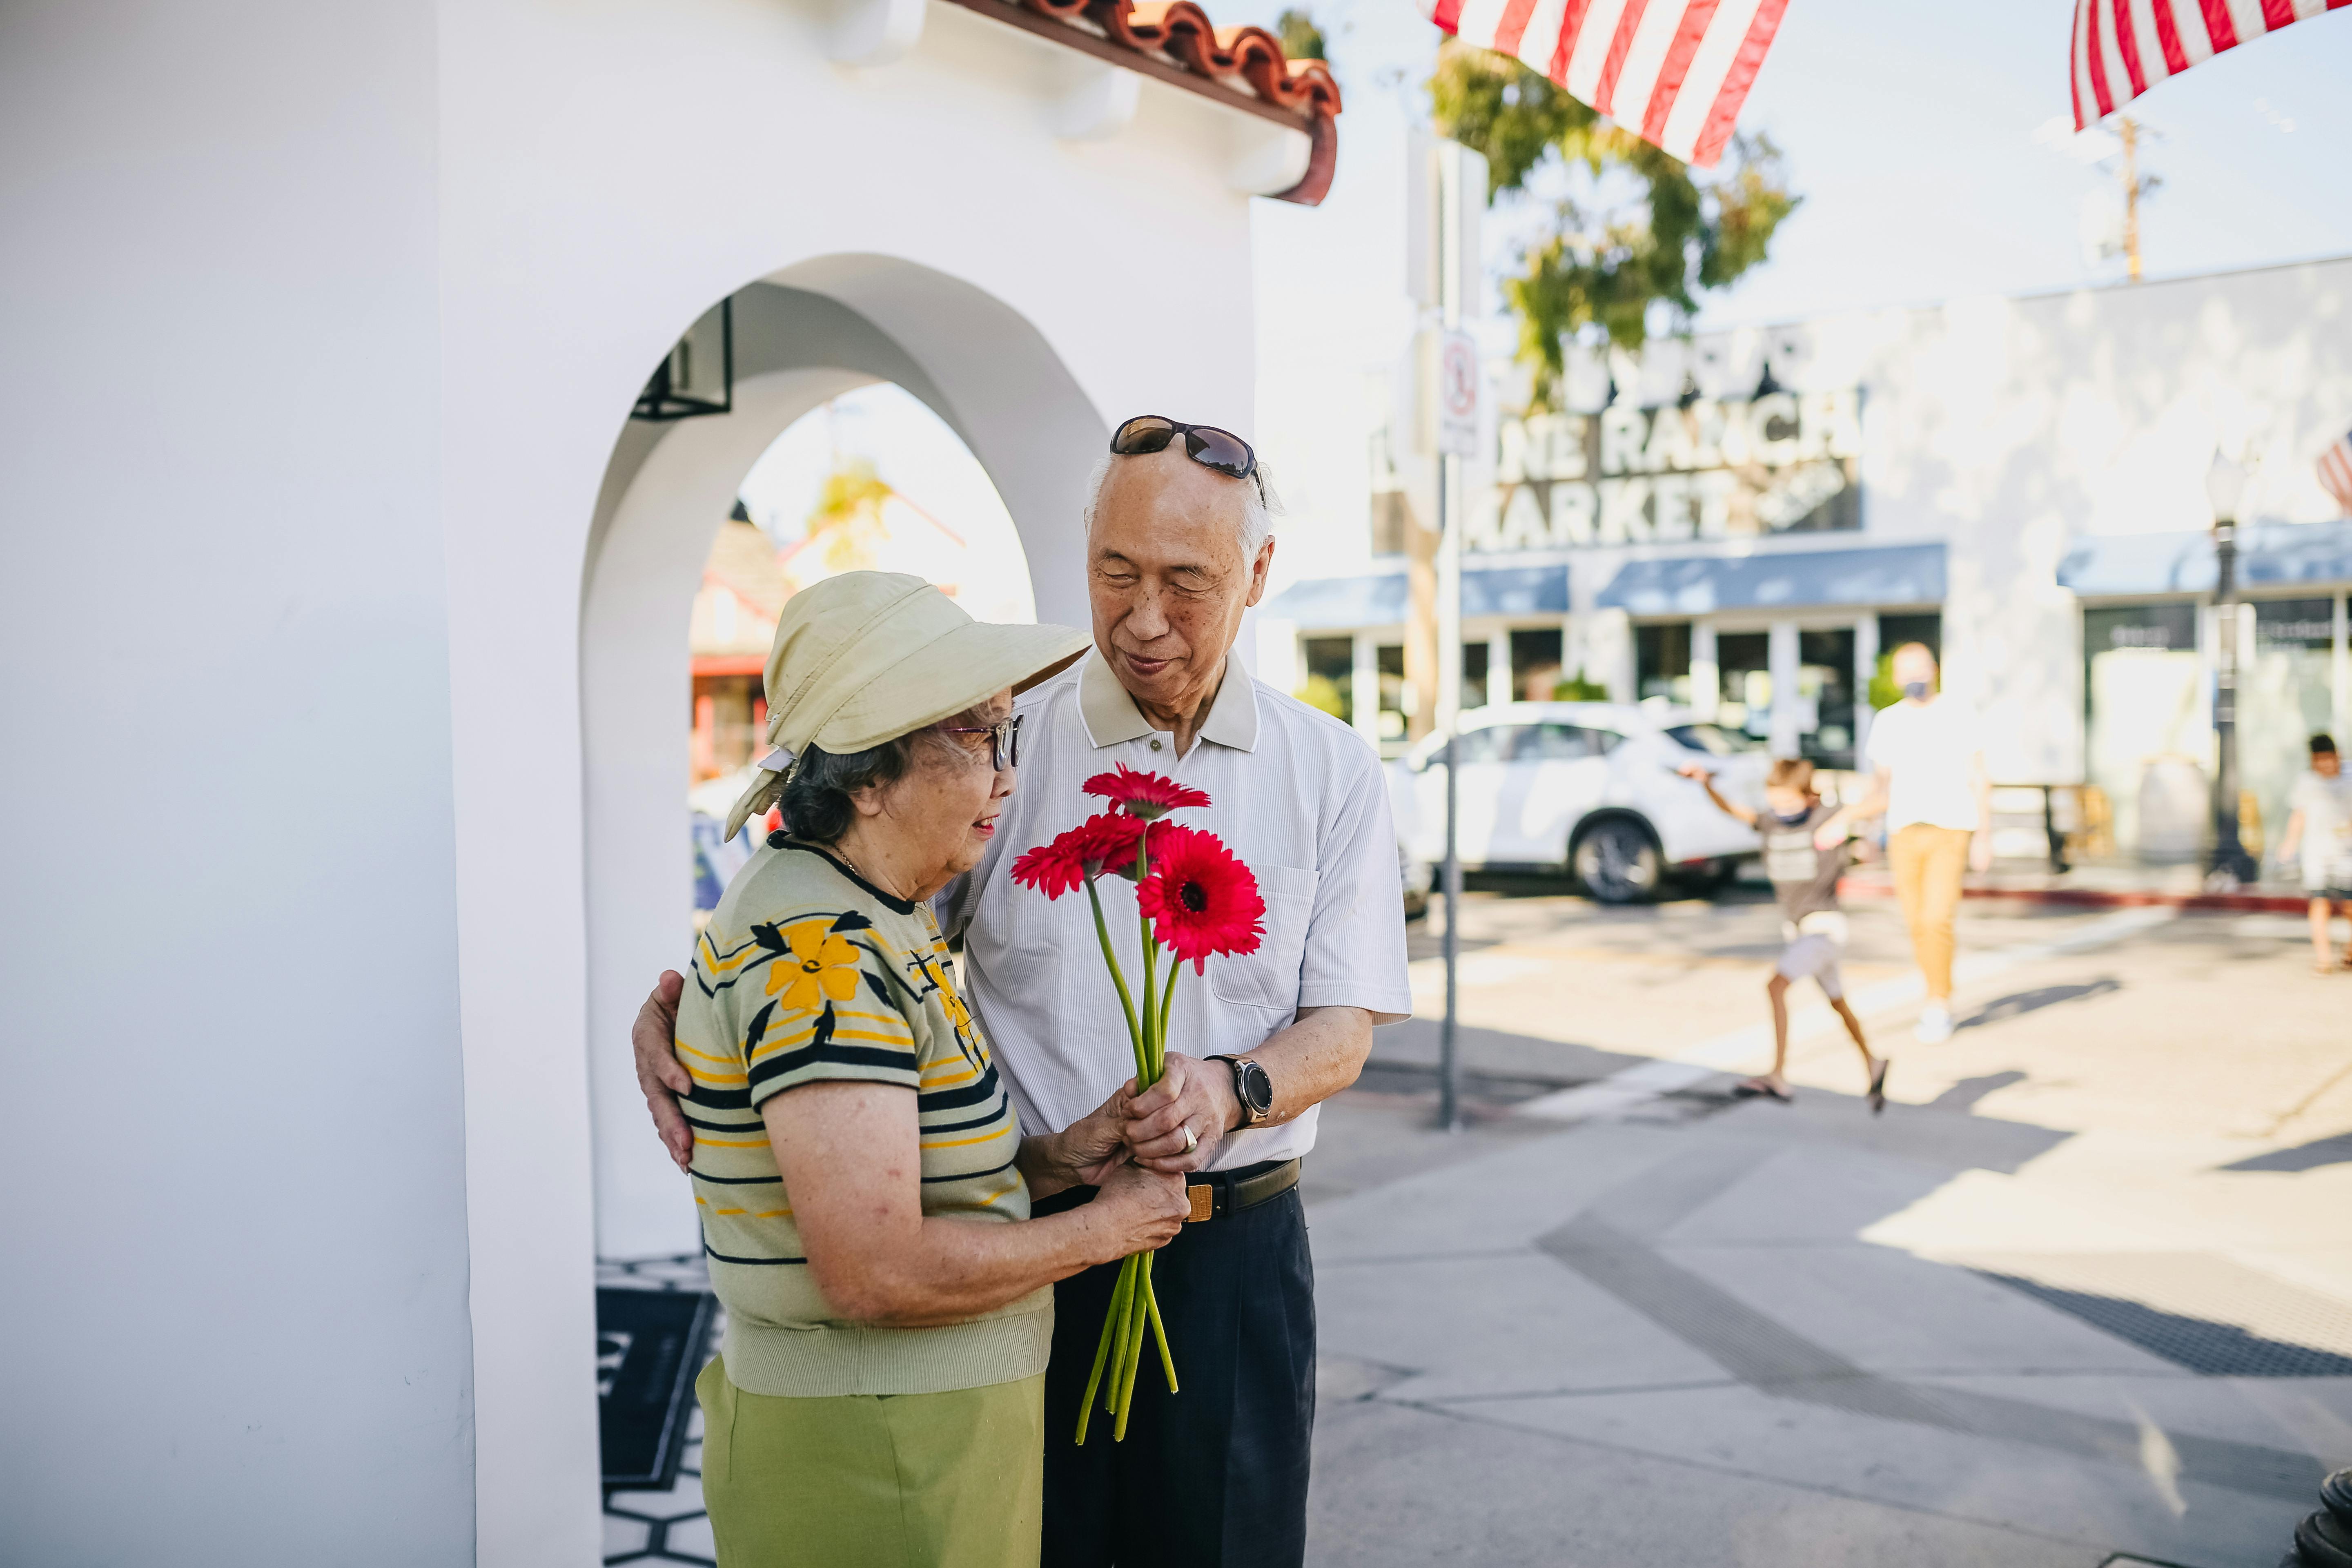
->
xmin=1010 ymin=764 xmax=1266 ymax=1443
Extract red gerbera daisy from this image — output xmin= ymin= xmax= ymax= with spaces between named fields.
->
xmin=1135 ymin=824 xmax=1266 ymax=973
xmin=1082 ymin=764 xmax=1210 ymax=820
xmin=1009 ymin=811 xmax=1146 ymax=899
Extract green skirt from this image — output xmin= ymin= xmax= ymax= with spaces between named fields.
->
xmin=696 ymin=1356 xmax=1043 ymax=1568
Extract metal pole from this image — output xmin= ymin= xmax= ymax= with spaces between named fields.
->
xmin=2211 ymin=520 xmax=2255 ymax=884
xmin=1439 ymin=453 xmax=1462 ymax=1133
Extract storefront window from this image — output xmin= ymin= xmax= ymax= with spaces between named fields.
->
xmin=2083 ymin=603 xmax=2203 ymax=862
xmin=2244 ymin=597 xmax=2338 ymax=860
xmin=1715 ymin=632 xmax=1772 ymax=742
xmin=1797 ymin=628 xmax=1858 ymax=767
xmin=1510 ymin=627 xmax=1565 ymax=702
xmin=1636 ymin=622 xmax=1693 ymax=704
xmin=1298 ymin=636 xmax=1353 ymax=725
xmin=1377 ymin=643 xmax=1408 ymax=742
xmin=1462 ymin=640 xmax=1491 ymax=712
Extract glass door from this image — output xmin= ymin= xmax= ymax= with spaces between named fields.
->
xmin=2083 ymin=603 xmax=2204 ymax=860
xmin=2244 ymin=598 xmax=2338 ymax=861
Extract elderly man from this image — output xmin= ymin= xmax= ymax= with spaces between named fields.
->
xmin=635 ymin=414 xmax=1412 ymax=1568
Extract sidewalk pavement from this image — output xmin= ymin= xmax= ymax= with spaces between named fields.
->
xmin=1306 ymin=891 xmax=2352 ymax=1567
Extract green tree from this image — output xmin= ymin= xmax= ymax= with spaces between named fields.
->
xmin=1429 ymin=43 xmax=1798 ymax=408
xmin=1275 ymin=8 xmax=1327 ymax=60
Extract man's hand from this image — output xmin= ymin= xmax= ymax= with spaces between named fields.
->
xmin=1813 ymin=810 xmax=1853 ymax=851
xmin=1969 ymin=834 xmax=1994 ymax=875
xmin=633 ymin=971 xmax=693 ymax=1172
xmin=1124 ymin=1052 xmax=1241 ymax=1174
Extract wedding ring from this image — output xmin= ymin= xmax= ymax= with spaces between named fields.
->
xmin=1181 ymin=1125 xmax=1199 ymax=1154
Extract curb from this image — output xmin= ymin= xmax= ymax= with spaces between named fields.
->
xmin=1836 ymin=878 xmax=2313 ymax=915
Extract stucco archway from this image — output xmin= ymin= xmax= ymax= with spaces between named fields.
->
xmin=581 ymin=259 xmax=1109 ymax=1258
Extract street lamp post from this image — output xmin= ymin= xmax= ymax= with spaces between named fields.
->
xmin=2206 ymin=450 xmax=2258 ymax=887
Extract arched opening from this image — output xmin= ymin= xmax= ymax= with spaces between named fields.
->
xmin=581 ymin=259 xmax=1107 ymax=1270
xmin=689 ymin=383 xmax=1039 ymax=911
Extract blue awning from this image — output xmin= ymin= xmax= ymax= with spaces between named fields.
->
xmin=1594 ymin=542 xmax=1946 ymax=615
xmin=1261 ymin=564 xmax=1568 ymax=630
xmin=2056 ymin=521 xmax=2352 ymax=596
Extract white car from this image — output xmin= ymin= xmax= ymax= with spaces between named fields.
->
xmin=1390 ymin=702 xmax=1772 ymax=904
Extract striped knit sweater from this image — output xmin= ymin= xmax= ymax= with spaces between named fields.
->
xmin=679 ymin=841 xmax=1051 ymax=1397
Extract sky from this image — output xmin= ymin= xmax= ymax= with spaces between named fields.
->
xmin=1235 ymin=0 xmax=2352 ymax=328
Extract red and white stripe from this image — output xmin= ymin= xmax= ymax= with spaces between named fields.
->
xmin=2072 ymin=0 xmax=2352 ymax=129
xmin=1419 ymin=0 xmax=1790 ymax=168
xmin=2320 ymin=429 xmax=2352 ymax=517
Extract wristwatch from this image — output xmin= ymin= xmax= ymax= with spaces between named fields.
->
xmin=1211 ymin=1055 xmax=1274 ymax=1128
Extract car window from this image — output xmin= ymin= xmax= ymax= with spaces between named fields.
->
xmin=1667 ymin=722 xmax=1763 ymax=756
xmin=1514 ymin=723 xmax=1590 ymax=762
xmin=1452 ymin=726 xmax=1512 ymax=764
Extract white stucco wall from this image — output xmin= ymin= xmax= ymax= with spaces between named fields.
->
xmin=1 ymin=2 xmax=475 ymax=1561
xmin=4 ymin=0 xmax=1269 ymax=1562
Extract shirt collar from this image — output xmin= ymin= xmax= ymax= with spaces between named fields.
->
xmin=1077 ymin=649 xmax=1259 ymax=754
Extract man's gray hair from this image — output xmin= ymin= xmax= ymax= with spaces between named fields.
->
xmin=1080 ymin=448 xmax=1283 ymax=559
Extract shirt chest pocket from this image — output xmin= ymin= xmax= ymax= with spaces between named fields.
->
xmin=1209 ymin=863 xmax=1317 ymax=1012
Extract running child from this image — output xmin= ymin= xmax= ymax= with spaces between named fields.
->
xmin=1677 ymin=757 xmax=1887 ymax=1112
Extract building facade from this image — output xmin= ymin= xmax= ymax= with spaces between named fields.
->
xmin=1263 ymin=256 xmax=2352 ymax=860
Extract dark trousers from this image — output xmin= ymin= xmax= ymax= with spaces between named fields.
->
xmin=1032 ymin=1175 xmax=1316 ymax=1568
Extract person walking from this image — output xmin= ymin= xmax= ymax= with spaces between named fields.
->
xmin=1817 ymin=641 xmax=1991 ymax=1043
xmin=1679 ymin=757 xmax=1886 ymax=1110
xmin=2273 ymin=733 xmax=2352 ymax=973
xmin=636 ymin=415 xmax=1413 ymax=1568
xmin=667 ymin=570 xmax=1192 ymax=1567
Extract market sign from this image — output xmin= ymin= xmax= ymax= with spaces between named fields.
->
xmin=1468 ymin=390 xmax=1862 ymax=551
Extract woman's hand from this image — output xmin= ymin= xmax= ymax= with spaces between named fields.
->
xmin=1088 ymin=1160 xmax=1190 ymax=1258
xmin=1019 ymin=1088 xmax=1133 ymax=1198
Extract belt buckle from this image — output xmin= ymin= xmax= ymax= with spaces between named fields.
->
xmin=1185 ymin=1181 xmax=1216 ymax=1223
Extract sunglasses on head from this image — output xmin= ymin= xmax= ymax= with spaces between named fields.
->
xmin=1109 ymin=415 xmax=1263 ymax=501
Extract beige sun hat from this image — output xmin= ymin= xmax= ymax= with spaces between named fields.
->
xmin=722 ymin=570 xmax=1091 ymax=839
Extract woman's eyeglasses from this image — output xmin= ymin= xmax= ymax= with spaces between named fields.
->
xmin=1109 ymin=415 xmax=1263 ymax=501
xmin=942 ymin=713 xmax=1022 ymax=772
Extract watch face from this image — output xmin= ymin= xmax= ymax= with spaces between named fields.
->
xmin=1238 ymin=1059 xmax=1274 ymax=1116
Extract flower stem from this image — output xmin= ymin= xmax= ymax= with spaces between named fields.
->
xmin=1076 ymin=1256 xmax=1133 ymax=1444
xmin=1144 ymin=1256 xmax=1177 ymax=1393
xmin=1083 ymin=875 xmax=1144 ymax=1074
xmin=1113 ymin=1258 xmax=1152 ymax=1441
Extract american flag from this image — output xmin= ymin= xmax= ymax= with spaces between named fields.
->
xmin=2321 ymin=428 xmax=2352 ymax=517
xmin=2072 ymin=0 xmax=2352 ymax=129
xmin=1419 ymin=0 xmax=1790 ymax=168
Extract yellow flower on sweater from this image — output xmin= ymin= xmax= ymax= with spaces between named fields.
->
xmin=767 ymin=921 xmax=864 ymax=1013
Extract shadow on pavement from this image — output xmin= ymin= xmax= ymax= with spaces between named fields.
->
xmin=1956 ymin=978 xmax=2123 ymax=1032
xmin=2223 ymin=1131 xmax=2352 ymax=1173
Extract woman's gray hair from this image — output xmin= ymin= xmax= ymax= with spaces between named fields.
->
xmin=1080 ymin=449 xmax=1283 ymax=559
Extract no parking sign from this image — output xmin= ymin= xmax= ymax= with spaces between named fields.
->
xmin=1438 ymin=329 xmax=1479 ymax=458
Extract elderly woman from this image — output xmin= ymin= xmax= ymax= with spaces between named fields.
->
xmin=679 ymin=571 xmax=1189 ymax=1568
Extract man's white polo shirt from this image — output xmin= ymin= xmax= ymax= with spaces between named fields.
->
xmin=955 ymin=651 xmax=1412 ymax=1171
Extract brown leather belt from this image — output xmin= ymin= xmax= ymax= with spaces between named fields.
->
xmin=1184 ymin=1158 xmax=1301 ymax=1223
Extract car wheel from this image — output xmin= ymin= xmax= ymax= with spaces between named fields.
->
xmin=1572 ymin=818 xmax=1662 ymax=904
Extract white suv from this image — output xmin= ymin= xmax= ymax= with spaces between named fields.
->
xmin=1389 ymin=702 xmax=1771 ymax=903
